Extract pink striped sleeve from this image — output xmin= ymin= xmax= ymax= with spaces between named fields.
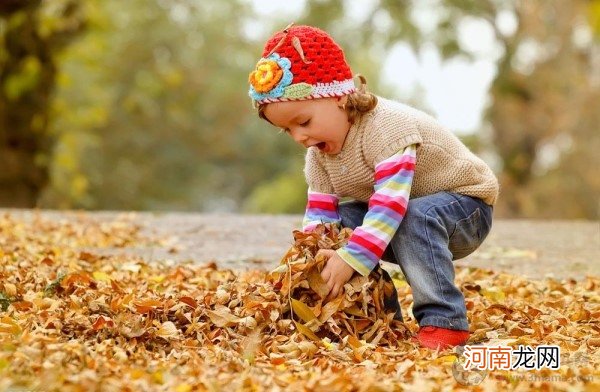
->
xmin=337 ymin=145 xmax=417 ymax=276
xmin=302 ymin=190 xmax=340 ymax=232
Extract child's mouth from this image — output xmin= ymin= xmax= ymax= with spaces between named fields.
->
xmin=316 ymin=142 xmax=327 ymax=151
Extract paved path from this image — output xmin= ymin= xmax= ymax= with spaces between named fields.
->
xmin=2 ymin=210 xmax=598 ymax=280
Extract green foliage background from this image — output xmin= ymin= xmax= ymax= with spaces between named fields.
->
xmin=1 ymin=0 xmax=598 ymax=218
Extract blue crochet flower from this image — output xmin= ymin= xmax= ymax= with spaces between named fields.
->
xmin=248 ymin=53 xmax=293 ymax=102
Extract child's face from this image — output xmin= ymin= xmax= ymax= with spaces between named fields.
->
xmin=262 ymin=97 xmax=351 ymax=155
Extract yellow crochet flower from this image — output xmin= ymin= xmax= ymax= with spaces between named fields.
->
xmin=248 ymin=58 xmax=284 ymax=93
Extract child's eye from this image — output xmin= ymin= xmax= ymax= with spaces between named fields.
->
xmin=299 ymin=119 xmax=310 ymax=126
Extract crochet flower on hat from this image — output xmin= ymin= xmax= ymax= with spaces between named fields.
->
xmin=248 ymin=53 xmax=294 ymax=102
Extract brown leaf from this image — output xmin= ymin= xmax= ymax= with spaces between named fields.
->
xmin=110 ymin=279 xmax=124 ymax=294
xmin=133 ymin=299 xmax=163 ymax=314
xmin=508 ymin=326 xmax=526 ymax=337
xmin=269 ymin=354 xmax=286 ymax=365
xmin=79 ymin=252 xmax=98 ymax=262
xmin=156 ymin=321 xmax=180 ymax=339
xmin=293 ymin=320 xmax=319 ymax=341
xmin=344 ymin=305 xmax=367 ymax=318
xmin=318 ymin=296 xmax=343 ymax=323
xmin=92 ymin=315 xmax=115 ymax=331
xmin=205 ymin=305 xmax=241 ymax=327
xmin=179 ymin=296 xmax=198 ymax=309
xmin=347 ymin=335 xmax=361 ymax=349
xmin=307 ymin=268 xmax=329 ymax=299
xmin=11 ymin=301 xmax=33 ymax=311
xmin=587 ymin=337 xmax=600 ymax=347
xmin=61 ymin=272 xmax=94 ymax=289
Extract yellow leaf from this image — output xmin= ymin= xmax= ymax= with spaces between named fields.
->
xmin=481 ymin=287 xmax=506 ymax=302
xmin=291 ymin=299 xmax=316 ymax=323
xmin=152 ymin=370 xmax=164 ymax=384
xmin=149 ymin=275 xmax=165 ymax=283
xmin=92 ymin=271 xmax=111 ymax=282
xmin=344 ymin=305 xmax=366 ymax=317
xmin=392 ymin=278 xmax=408 ymax=288
xmin=0 ymin=316 xmax=20 ymax=335
xmin=322 ymin=337 xmax=335 ymax=350
xmin=433 ymin=355 xmax=457 ymax=364
xmin=175 ymin=384 xmax=192 ymax=392
xmin=129 ymin=369 xmax=145 ymax=379
xmin=293 ymin=320 xmax=319 ymax=341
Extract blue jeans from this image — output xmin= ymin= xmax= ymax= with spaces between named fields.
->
xmin=338 ymin=191 xmax=493 ymax=331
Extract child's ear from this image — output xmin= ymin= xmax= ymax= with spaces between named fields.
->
xmin=336 ymin=95 xmax=349 ymax=109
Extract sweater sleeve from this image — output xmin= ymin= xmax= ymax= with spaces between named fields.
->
xmin=336 ymin=144 xmax=417 ymax=276
xmin=302 ymin=190 xmax=341 ymax=233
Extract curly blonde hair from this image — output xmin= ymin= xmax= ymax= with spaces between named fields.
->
xmin=344 ymin=75 xmax=378 ymax=124
xmin=257 ymin=74 xmax=377 ymax=125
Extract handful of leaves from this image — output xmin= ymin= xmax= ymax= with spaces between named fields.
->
xmin=268 ymin=223 xmax=410 ymax=346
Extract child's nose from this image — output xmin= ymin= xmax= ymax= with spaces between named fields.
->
xmin=290 ymin=129 xmax=308 ymax=144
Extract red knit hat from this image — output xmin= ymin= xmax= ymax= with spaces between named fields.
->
xmin=248 ymin=23 xmax=356 ymax=105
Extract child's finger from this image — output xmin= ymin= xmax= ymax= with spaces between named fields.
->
xmin=326 ymin=274 xmax=335 ymax=289
xmin=327 ymin=284 xmax=340 ymax=301
xmin=331 ymin=285 xmax=339 ymax=299
xmin=320 ymin=267 xmax=331 ymax=282
xmin=316 ymin=249 xmax=335 ymax=259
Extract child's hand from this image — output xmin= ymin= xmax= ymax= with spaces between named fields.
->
xmin=317 ymin=249 xmax=356 ymax=302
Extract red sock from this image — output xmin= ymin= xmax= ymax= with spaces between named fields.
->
xmin=416 ymin=326 xmax=470 ymax=349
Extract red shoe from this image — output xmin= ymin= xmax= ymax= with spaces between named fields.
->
xmin=416 ymin=326 xmax=470 ymax=350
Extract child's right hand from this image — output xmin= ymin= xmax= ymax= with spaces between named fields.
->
xmin=317 ymin=249 xmax=356 ymax=302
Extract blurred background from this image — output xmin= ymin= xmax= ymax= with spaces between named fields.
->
xmin=0 ymin=0 xmax=598 ymax=219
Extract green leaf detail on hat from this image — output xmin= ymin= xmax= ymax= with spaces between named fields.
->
xmin=283 ymin=83 xmax=314 ymax=99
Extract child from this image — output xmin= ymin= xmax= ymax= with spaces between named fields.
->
xmin=248 ymin=24 xmax=498 ymax=349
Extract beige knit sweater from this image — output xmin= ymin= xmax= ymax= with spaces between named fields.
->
xmin=304 ymin=97 xmax=499 ymax=205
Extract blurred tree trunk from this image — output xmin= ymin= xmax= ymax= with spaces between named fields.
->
xmin=485 ymin=0 xmax=598 ymax=217
xmin=0 ymin=0 xmax=84 ymax=207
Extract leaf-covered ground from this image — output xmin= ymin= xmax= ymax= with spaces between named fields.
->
xmin=0 ymin=212 xmax=598 ymax=391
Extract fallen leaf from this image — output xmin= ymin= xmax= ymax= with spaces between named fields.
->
xmin=92 ymin=315 xmax=115 ymax=331
xmin=92 ymin=271 xmax=111 ymax=282
xmin=205 ymin=305 xmax=241 ymax=327
xmin=293 ymin=320 xmax=320 ymax=341
xmin=291 ymin=299 xmax=317 ymax=323
xmin=307 ymin=268 xmax=329 ymax=299
xmin=133 ymin=299 xmax=163 ymax=313
xmin=156 ymin=321 xmax=180 ymax=339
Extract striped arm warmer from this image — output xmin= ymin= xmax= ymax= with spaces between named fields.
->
xmin=336 ymin=145 xmax=416 ymax=276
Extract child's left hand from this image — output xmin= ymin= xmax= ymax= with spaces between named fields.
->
xmin=317 ymin=249 xmax=356 ymax=302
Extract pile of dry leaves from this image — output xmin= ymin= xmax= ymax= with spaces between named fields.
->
xmin=0 ymin=212 xmax=598 ymax=391
xmin=268 ymin=224 xmax=408 ymax=348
